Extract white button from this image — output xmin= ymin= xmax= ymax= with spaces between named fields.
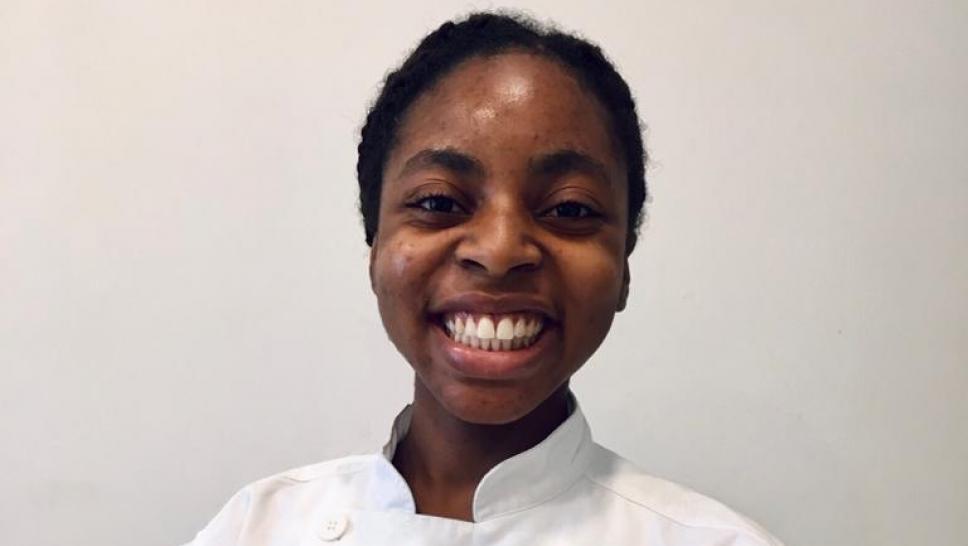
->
xmin=318 ymin=513 xmax=349 ymax=541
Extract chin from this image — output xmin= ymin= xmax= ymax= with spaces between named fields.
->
xmin=435 ymin=381 xmax=547 ymax=426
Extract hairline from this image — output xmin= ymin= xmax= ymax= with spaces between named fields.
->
xmin=383 ymin=47 xmax=630 ymax=195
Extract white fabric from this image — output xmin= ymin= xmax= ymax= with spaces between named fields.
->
xmin=186 ymin=400 xmax=783 ymax=545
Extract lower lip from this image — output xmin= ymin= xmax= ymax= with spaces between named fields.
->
xmin=432 ymin=321 xmax=554 ymax=380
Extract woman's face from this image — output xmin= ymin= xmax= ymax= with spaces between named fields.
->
xmin=370 ymin=52 xmax=629 ymax=425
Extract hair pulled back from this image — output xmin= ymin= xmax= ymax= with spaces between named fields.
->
xmin=357 ymin=11 xmax=647 ymax=254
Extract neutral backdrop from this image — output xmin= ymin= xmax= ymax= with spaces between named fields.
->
xmin=2 ymin=1 xmax=966 ymax=545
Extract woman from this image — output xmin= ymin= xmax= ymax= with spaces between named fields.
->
xmin=187 ymin=12 xmax=782 ymax=545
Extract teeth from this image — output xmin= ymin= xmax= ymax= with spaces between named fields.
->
xmin=513 ymin=318 xmax=527 ymax=337
xmin=477 ymin=317 xmax=495 ymax=339
xmin=442 ymin=312 xmax=545 ymax=352
xmin=496 ymin=317 xmax=514 ymax=340
xmin=527 ymin=319 xmax=539 ymax=336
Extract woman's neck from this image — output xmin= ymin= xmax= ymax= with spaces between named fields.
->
xmin=391 ymin=381 xmax=571 ymax=521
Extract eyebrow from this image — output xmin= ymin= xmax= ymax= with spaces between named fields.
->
xmin=397 ymin=148 xmax=486 ymax=179
xmin=528 ymin=149 xmax=612 ymax=188
xmin=396 ymin=147 xmax=612 ymax=187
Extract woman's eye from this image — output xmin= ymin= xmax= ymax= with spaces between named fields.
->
xmin=408 ymin=195 xmax=465 ymax=214
xmin=543 ymin=201 xmax=600 ymax=219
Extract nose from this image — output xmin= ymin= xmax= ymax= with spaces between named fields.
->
xmin=455 ymin=201 xmax=542 ymax=277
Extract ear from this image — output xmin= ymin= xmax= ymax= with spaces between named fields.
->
xmin=616 ymin=260 xmax=630 ymax=312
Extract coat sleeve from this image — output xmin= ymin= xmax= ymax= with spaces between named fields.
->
xmin=182 ymin=486 xmax=252 ymax=546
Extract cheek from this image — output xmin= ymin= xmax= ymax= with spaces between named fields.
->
xmin=372 ymin=240 xmax=421 ymax=329
xmin=560 ymin=246 xmax=625 ymax=330
xmin=372 ymin=235 xmax=447 ymax=343
xmin=374 ymin=241 xmax=415 ymax=297
xmin=371 ymin=240 xmax=426 ymax=360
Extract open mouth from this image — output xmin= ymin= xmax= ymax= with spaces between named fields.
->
xmin=434 ymin=311 xmax=548 ymax=352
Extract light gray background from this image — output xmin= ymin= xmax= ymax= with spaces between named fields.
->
xmin=2 ymin=1 xmax=965 ymax=545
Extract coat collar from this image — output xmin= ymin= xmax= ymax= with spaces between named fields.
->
xmin=373 ymin=394 xmax=594 ymax=522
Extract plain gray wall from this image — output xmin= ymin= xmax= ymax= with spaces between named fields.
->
xmin=2 ymin=1 xmax=965 ymax=545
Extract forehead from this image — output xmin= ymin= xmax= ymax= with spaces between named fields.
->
xmin=389 ymin=52 xmax=621 ymax=172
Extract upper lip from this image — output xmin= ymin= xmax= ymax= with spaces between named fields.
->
xmin=431 ymin=292 xmax=558 ymax=321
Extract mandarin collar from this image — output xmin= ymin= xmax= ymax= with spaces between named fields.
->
xmin=373 ymin=394 xmax=594 ymax=522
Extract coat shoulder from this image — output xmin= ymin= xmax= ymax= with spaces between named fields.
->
xmin=276 ymin=453 xmax=377 ymax=483
xmin=584 ymin=444 xmax=783 ymax=546
xmin=184 ymin=454 xmax=379 ymax=545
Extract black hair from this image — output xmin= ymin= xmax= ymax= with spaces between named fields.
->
xmin=357 ymin=11 xmax=647 ymax=255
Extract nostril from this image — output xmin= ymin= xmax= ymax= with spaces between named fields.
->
xmin=510 ymin=260 xmax=539 ymax=273
xmin=453 ymin=216 xmax=542 ymax=275
xmin=456 ymin=249 xmax=542 ymax=276
xmin=458 ymin=257 xmax=488 ymax=271
xmin=458 ymin=256 xmax=539 ymax=276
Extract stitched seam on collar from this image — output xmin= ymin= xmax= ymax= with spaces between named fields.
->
xmin=474 ymin=475 xmax=586 ymax=523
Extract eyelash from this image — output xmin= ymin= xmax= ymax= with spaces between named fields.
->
xmin=405 ymin=194 xmax=601 ymax=219
xmin=542 ymin=201 xmax=602 ymax=219
xmin=405 ymin=193 xmax=466 ymax=214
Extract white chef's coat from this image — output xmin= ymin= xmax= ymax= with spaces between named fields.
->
xmin=186 ymin=400 xmax=783 ymax=545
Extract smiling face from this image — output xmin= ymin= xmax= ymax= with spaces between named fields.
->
xmin=369 ymin=52 xmax=630 ymax=425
